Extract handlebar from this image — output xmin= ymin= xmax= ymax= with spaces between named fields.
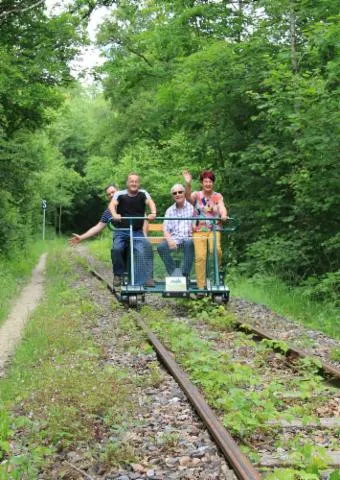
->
xmin=108 ymin=216 xmax=239 ymax=232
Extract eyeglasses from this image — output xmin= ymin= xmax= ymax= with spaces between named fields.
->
xmin=172 ymin=191 xmax=184 ymax=195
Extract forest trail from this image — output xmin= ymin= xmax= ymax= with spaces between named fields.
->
xmin=0 ymin=253 xmax=47 ymax=376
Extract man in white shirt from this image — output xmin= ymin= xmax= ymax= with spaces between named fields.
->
xmin=157 ymin=184 xmax=194 ymax=277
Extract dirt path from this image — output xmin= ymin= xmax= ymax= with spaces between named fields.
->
xmin=0 ymin=253 xmax=47 ymax=376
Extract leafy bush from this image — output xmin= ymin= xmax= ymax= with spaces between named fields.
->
xmin=302 ymin=271 xmax=340 ymax=306
xmin=239 ymin=236 xmax=310 ymax=282
xmin=0 ymin=193 xmax=22 ymax=255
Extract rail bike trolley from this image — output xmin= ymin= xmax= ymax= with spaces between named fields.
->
xmin=109 ymin=216 xmax=238 ymax=308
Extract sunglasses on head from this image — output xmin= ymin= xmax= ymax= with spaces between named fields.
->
xmin=172 ymin=190 xmax=184 ymax=195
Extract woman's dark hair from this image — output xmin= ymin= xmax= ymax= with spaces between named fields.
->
xmin=199 ymin=170 xmax=215 ymax=182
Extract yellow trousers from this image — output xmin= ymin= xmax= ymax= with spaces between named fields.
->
xmin=193 ymin=231 xmax=222 ymax=289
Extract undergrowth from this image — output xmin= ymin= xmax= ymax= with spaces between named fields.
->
xmin=0 ymin=238 xmax=57 ymax=327
xmin=140 ymin=301 xmax=336 ymax=479
xmin=0 ymin=248 xmax=135 ymax=479
xmin=229 ymin=273 xmax=339 ymax=339
xmin=87 ymin=233 xmax=112 ymax=267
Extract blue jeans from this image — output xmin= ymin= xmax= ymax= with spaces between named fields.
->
xmin=113 ymin=229 xmax=153 ymax=285
xmin=157 ymin=239 xmax=194 ymax=277
xmin=111 ymin=237 xmax=127 ymax=274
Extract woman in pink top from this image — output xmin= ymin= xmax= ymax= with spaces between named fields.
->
xmin=183 ymin=170 xmax=228 ymax=290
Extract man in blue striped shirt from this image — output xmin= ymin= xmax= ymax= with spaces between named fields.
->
xmin=69 ymin=184 xmax=118 ymax=271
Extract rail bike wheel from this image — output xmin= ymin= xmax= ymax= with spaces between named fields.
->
xmin=213 ymin=295 xmax=223 ymax=305
xmin=213 ymin=293 xmax=229 ymax=305
xmin=128 ymin=295 xmax=138 ymax=308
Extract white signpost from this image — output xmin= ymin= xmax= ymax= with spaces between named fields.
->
xmin=42 ymin=200 xmax=47 ymax=240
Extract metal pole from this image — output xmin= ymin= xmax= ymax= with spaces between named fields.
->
xmin=42 ymin=208 xmax=46 ymax=241
xmin=130 ymin=221 xmax=135 ymax=285
xmin=213 ymin=221 xmax=219 ymax=286
xmin=136 ymin=317 xmax=262 ymax=480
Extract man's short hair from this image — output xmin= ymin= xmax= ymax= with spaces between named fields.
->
xmin=127 ymin=172 xmax=140 ymax=180
xmin=170 ymin=183 xmax=185 ymax=194
xmin=104 ymin=184 xmax=117 ymax=192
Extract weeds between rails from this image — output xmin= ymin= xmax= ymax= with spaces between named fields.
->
xmin=90 ymin=265 xmax=340 ymax=479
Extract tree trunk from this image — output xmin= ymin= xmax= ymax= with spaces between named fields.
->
xmin=58 ymin=205 xmax=62 ymax=235
xmin=55 ymin=208 xmax=58 ymax=235
xmin=237 ymin=0 xmax=243 ymax=43
xmin=290 ymin=6 xmax=298 ymax=73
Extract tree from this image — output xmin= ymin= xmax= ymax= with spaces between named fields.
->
xmin=0 ymin=0 xmax=88 ymax=252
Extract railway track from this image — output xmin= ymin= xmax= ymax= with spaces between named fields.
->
xmin=90 ymin=267 xmax=261 ymax=480
xmin=90 ymin=268 xmax=340 ymax=384
xmin=88 ymin=265 xmax=340 ymax=479
xmin=235 ymin=322 xmax=340 ymax=384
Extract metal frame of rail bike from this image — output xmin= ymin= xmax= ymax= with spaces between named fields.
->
xmin=110 ymin=216 xmax=238 ymax=308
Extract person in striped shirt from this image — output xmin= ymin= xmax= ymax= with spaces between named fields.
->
xmin=68 ymin=184 xmax=119 ymax=273
xmin=157 ymin=183 xmax=194 ymax=278
xmin=69 ymin=184 xmax=117 ymax=246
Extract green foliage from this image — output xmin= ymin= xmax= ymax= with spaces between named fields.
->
xmin=187 ymin=296 xmax=237 ymax=330
xmin=3 ymin=0 xmax=339 ymax=301
xmin=87 ymin=234 xmax=113 ymax=266
xmin=0 ymin=248 xmax=136 ymax=476
xmin=230 ymin=272 xmax=340 ymax=339
xmin=0 ymin=407 xmax=10 ymax=461
xmin=301 ymin=271 xmax=340 ymax=306
xmin=142 ymin=306 xmax=282 ymax=438
xmin=296 ymin=357 xmax=322 ymax=376
xmin=330 ymin=348 xmax=340 ymax=363
xmin=89 ymin=0 xmax=340 ymax=302
xmin=287 ymin=438 xmax=331 ymax=475
xmin=264 ymin=469 xmax=319 ymax=480
xmin=236 ymin=62 xmax=340 ymax=283
xmin=261 ymin=339 xmax=289 ymax=354
xmin=0 ymin=192 xmax=21 ymax=254
xmin=43 ymin=88 xmax=122 ymax=233
xmin=141 ymin=302 xmax=329 ymax=458
xmin=100 ymin=440 xmax=137 ymax=468
xmin=0 ymin=0 xmax=87 ymax=253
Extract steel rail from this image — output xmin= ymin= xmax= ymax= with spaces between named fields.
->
xmin=90 ymin=268 xmax=121 ymax=302
xmin=90 ymin=266 xmax=340 ymax=382
xmin=88 ymin=266 xmax=339 ymax=477
xmin=89 ymin=267 xmax=262 ymax=480
xmin=135 ymin=316 xmax=262 ymax=480
xmin=236 ymin=321 xmax=340 ymax=384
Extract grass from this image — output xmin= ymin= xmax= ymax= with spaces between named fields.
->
xmin=0 ymin=237 xmax=64 ymax=328
xmin=229 ymin=273 xmax=340 ymax=340
xmin=141 ymin=304 xmax=338 ymax=479
xmin=0 ymin=246 xmax=136 ymax=479
xmin=87 ymin=232 xmax=113 ymax=266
